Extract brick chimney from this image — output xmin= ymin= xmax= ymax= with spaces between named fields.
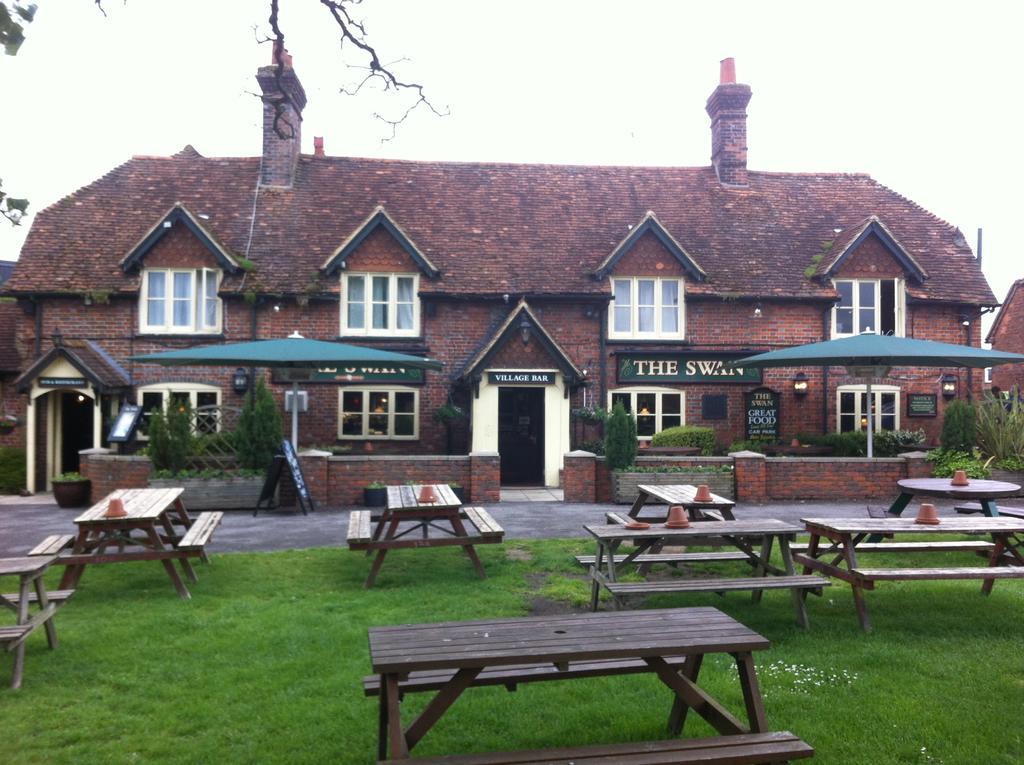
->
xmin=256 ymin=44 xmax=308 ymax=188
xmin=705 ymin=57 xmax=752 ymax=187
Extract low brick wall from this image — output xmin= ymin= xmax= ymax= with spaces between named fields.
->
xmin=80 ymin=449 xmax=152 ymax=504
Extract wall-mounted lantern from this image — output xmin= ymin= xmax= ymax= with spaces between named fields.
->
xmin=518 ymin=316 xmax=531 ymax=345
xmin=232 ymin=367 xmax=251 ymax=395
xmin=792 ymin=372 xmax=809 ymax=397
xmin=941 ymin=374 xmax=957 ymax=399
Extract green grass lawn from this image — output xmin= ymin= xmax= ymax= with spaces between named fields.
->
xmin=3 ymin=539 xmax=1023 ymax=765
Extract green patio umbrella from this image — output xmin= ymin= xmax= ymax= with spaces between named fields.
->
xmin=731 ymin=333 xmax=1024 ymax=457
xmin=131 ymin=333 xmax=443 ymax=447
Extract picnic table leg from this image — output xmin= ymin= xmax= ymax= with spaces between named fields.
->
xmin=778 ymin=535 xmax=809 ymax=629
xmin=10 ymin=575 xmax=31 ymax=689
xmin=449 ymin=515 xmax=487 ymax=579
xmin=750 ymin=535 xmax=774 ymax=604
xmin=160 ymin=513 xmax=198 ymax=583
xmin=981 ymin=535 xmax=1009 ymax=595
xmin=383 ymin=674 xmax=409 ymax=759
xmin=980 ymin=499 xmax=999 ymax=517
xmin=667 ymin=653 xmax=703 ymax=735
xmin=733 ymin=651 xmax=769 ymax=733
xmin=366 ymin=517 xmax=401 ymax=588
xmin=840 ymin=534 xmax=871 ymax=632
xmin=58 ymin=528 xmax=93 ymax=591
xmin=867 ymin=491 xmax=916 ymax=543
xmin=628 ymin=490 xmax=650 ymax=519
xmin=144 ymin=525 xmax=192 ymax=599
xmin=172 ymin=498 xmax=208 ymax=564
xmin=32 ymin=576 xmax=58 ymax=649
xmin=368 ymin=510 xmax=391 ymax=556
xmin=590 ymin=541 xmax=606 ymax=612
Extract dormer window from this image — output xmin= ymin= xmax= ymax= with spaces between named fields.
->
xmin=832 ymin=278 xmax=904 ymax=337
xmin=140 ymin=268 xmax=222 ymax=334
xmin=341 ymin=272 xmax=419 ymax=337
xmin=609 ymin=277 xmax=684 ymax=340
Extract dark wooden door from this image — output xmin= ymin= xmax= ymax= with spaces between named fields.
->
xmin=498 ymin=387 xmax=545 ymax=485
xmin=60 ymin=392 xmax=94 ymax=474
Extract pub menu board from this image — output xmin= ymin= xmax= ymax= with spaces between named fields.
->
xmin=907 ymin=393 xmax=938 ymax=417
xmin=255 ymin=441 xmax=314 ymax=516
xmin=745 ymin=388 xmax=780 ymax=441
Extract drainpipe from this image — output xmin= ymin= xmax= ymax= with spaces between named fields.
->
xmin=598 ymin=303 xmax=608 ymax=408
xmin=33 ymin=298 xmax=42 ymax=357
xmin=821 ymin=305 xmax=830 ymax=434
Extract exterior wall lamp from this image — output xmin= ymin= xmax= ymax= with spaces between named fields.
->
xmin=941 ymin=373 xmax=957 ymax=399
xmin=792 ymin=372 xmax=809 ymax=396
xmin=518 ymin=316 xmax=531 ymax=344
xmin=232 ymin=367 xmax=251 ymax=395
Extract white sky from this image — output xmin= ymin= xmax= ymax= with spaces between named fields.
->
xmin=2 ymin=0 xmax=1021 ymax=335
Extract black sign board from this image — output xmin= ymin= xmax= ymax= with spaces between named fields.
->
xmin=488 ymin=371 xmax=556 ymax=385
xmin=254 ymin=441 xmax=314 ymax=516
xmin=702 ymin=394 xmax=728 ymax=420
xmin=745 ymin=387 xmax=780 ymax=441
xmin=907 ymin=393 xmax=938 ymax=417
xmin=107 ymin=404 xmax=143 ymax=443
xmin=39 ymin=377 xmax=87 ymax=387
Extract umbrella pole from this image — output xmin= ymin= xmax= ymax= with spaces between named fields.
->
xmin=291 ymin=380 xmax=299 ymax=448
xmin=865 ymin=379 xmax=874 ymax=458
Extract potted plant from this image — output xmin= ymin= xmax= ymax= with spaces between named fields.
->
xmin=363 ymin=481 xmax=387 ymax=507
xmin=51 ymin=471 xmax=91 ymax=508
xmin=0 ymin=414 xmax=17 ymax=433
xmin=448 ymin=481 xmax=466 ymax=502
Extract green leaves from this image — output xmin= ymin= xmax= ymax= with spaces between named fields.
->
xmin=0 ymin=2 xmax=36 ymax=56
xmin=0 ymin=177 xmax=30 ymax=225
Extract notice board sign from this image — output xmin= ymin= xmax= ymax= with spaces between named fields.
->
xmin=745 ymin=388 xmax=780 ymax=441
xmin=907 ymin=393 xmax=938 ymax=417
xmin=107 ymin=404 xmax=143 ymax=443
xmin=255 ymin=441 xmax=314 ymax=516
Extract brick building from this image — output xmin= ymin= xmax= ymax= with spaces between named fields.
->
xmin=1 ymin=57 xmax=998 ymax=492
xmin=987 ymin=279 xmax=1024 ymax=393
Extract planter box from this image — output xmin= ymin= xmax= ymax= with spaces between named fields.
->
xmin=149 ymin=476 xmax=264 ymax=510
xmin=612 ymin=471 xmax=734 ymax=504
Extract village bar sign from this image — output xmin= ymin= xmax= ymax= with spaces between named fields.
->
xmin=617 ymin=354 xmax=761 ymax=384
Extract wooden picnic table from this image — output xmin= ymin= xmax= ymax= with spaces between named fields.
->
xmin=367 ymin=607 xmax=812 ymax=762
xmin=629 ymin=483 xmax=736 ymax=522
xmin=346 ymin=484 xmax=504 ymax=588
xmin=583 ymin=519 xmax=829 ymax=627
xmin=54 ymin=488 xmax=222 ymax=600
xmin=795 ymin=516 xmax=1024 ymax=632
xmin=886 ymin=477 xmax=1022 ymax=518
xmin=0 ymin=556 xmax=69 ymax=689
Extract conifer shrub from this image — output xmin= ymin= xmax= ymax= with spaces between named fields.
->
xmin=604 ymin=402 xmax=637 ymax=471
xmin=236 ymin=377 xmax=284 ymax=471
xmin=940 ymin=400 xmax=976 ymax=452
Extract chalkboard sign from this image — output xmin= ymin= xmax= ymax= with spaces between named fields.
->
xmin=254 ymin=441 xmax=314 ymax=516
xmin=107 ymin=404 xmax=143 ymax=443
xmin=907 ymin=393 xmax=938 ymax=417
xmin=745 ymin=388 xmax=780 ymax=441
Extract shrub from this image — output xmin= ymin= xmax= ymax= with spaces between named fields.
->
xmin=620 ymin=464 xmax=734 ymax=474
xmin=604 ymin=402 xmax=637 ymax=471
xmin=940 ymin=400 xmax=976 ymax=452
xmin=926 ymin=449 xmax=990 ymax=479
xmin=872 ymin=429 xmax=926 ymax=457
xmin=577 ymin=439 xmax=605 ymax=456
xmin=146 ymin=402 xmax=192 ymax=475
xmin=800 ymin=431 xmax=868 ymax=457
xmin=0 ymin=446 xmax=25 ymax=493
xmin=651 ymin=425 xmax=716 ymax=456
xmin=726 ymin=439 xmax=772 ymax=454
xmin=236 ymin=377 xmax=284 ymax=471
xmin=976 ymin=392 xmax=1024 ymax=462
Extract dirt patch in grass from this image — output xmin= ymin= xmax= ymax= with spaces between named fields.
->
xmin=528 ymin=595 xmax=588 ymax=616
xmin=505 ymin=546 xmax=534 ymax=562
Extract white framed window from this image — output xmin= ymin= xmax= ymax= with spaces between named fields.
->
xmin=338 ymin=387 xmax=419 ymax=440
xmin=136 ymin=383 xmax=222 ymax=439
xmin=140 ymin=268 xmax=222 ymax=334
xmin=836 ymin=384 xmax=900 ymax=433
xmin=340 ymin=272 xmax=419 ymax=337
xmin=831 ymin=278 xmax=904 ymax=338
xmin=609 ymin=388 xmax=685 ymax=440
xmin=609 ymin=277 xmax=684 ymax=340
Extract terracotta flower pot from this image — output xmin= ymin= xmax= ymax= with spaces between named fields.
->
xmin=914 ymin=502 xmax=940 ymax=525
xmin=951 ymin=470 xmax=969 ymax=486
xmin=105 ymin=497 xmax=127 ymax=518
xmin=665 ymin=504 xmax=690 ymax=529
xmin=790 ymin=438 xmax=801 ymax=448
xmin=693 ymin=484 xmax=713 ymax=502
xmin=418 ymin=484 xmax=438 ymax=504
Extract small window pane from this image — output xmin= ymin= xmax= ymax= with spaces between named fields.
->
xmin=611 ymin=393 xmax=630 ymax=413
xmin=395 ymin=392 xmax=415 ymax=413
xmin=347 ymin=277 xmax=365 ymax=330
xmin=836 ymin=308 xmax=853 ymax=335
xmin=397 ymin=303 xmax=413 ymax=330
xmin=839 ymin=392 xmax=855 ymax=414
xmin=859 ymin=282 xmax=876 ymax=308
xmin=397 ymin=278 xmax=414 ymax=302
xmin=372 ymin=304 xmax=388 ymax=329
xmin=637 ymin=280 xmax=655 ymax=305
xmin=147 ymin=272 xmax=166 ymax=326
xmin=368 ymin=415 xmax=388 ymax=436
xmin=638 ymin=307 xmax=655 ymax=332
xmin=840 ymin=414 xmax=856 ymax=432
xmin=342 ymin=391 xmax=363 ymax=436
xmin=614 ymin=306 xmax=631 ymax=332
xmin=636 ymin=393 xmax=657 ymax=415
xmin=173 ymin=273 xmax=192 ymax=327
xmin=203 ymin=272 xmax=218 ymax=328
xmin=372 ymin=276 xmax=389 ymax=301
xmin=613 ymin=280 xmax=631 ymax=305
xmin=394 ymin=415 xmax=414 ymax=436
xmin=662 ymin=395 xmax=681 ymax=415
xmin=662 ymin=416 xmax=682 ymax=429
xmin=837 ymin=281 xmax=853 ymax=307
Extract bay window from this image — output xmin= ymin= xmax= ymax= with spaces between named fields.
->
xmin=341 ymin=272 xmax=419 ymax=336
xmin=610 ymin=388 xmax=685 ymax=440
xmin=339 ymin=388 xmax=419 ymax=439
xmin=141 ymin=268 xmax=221 ymax=334
xmin=610 ymin=277 xmax=684 ymax=339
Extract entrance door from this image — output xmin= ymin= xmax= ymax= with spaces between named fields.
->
xmin=60 ymin=392 xmax=94 ymax=474
xmin=498 ymin=387 xmax=545 ymax=485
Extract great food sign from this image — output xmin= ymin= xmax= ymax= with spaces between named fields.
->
xmin=617 ymin=354 xmax=761 ymax=384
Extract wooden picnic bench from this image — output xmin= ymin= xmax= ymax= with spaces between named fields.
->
xmin=584 ymin=519 xmax=829 ymax=627
xmin=347 ymin=486 xmax=504 ymax=588
xmin=629 ymin=484 xmax=735 ymax=522
xmin=954 ymin=502 xmax=1024 ymax=519
xmin=0 ymin=556 xmax=70 ymax=689
xmin=796 ymin=516 xmax=1024 ymax=631
xmin=367 ymin=607 xmax=813 ymax=762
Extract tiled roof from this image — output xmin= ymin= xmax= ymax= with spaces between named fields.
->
xmin=986 ymin=279 xmax=1024 ymax=345
xmin=0 ymin=303 xmax=20 ymax=372
xmin=4 ymin=151 xmax=996 ymax=305
xmin=14 ymin=339 xmax=131 ymax=393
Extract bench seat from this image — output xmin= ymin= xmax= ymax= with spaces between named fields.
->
xmin=790 ymin=541 xmax=997 ymax=554
xmin=850 ymin=566 xmax=1024 ymax=582
xmin=347 ymin=510 xmax=373 ymax=544
xmin=463 ymin=507 xmax=504 ymax=537
xmin=28 ymin=534 xmax=75 ymax=556
xmin=575 ymin=552 xmax=750 ymax=567
xmin=606 ymin=574 xmax=830 ymax=598
xmin=378 ymin=731 xmax=814 ymax=764
xmin=0 ymin=624 xmax=31 ymax=647
xmin=1 ymin=589 xmax=75 ymax=607
xmin=177 ymin=512 xmax=223 ymax=551
xmin=954 ymin=502 xmax=1024 ymax=519
xmin=364 ymin=655 xmax=692 ymax=697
